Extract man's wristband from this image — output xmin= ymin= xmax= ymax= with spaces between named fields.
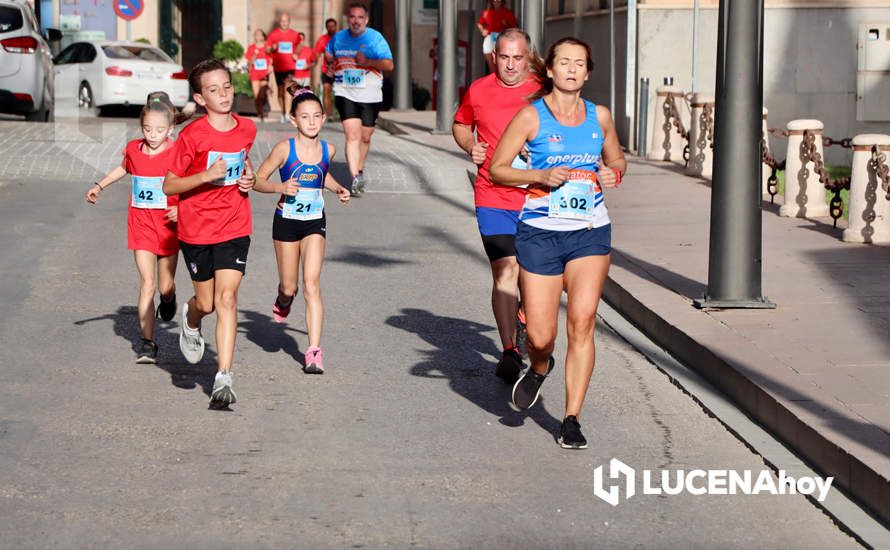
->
xmin=93 ymin=182 xmax=103 ymax=192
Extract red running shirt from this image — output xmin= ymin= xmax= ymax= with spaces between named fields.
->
xmin=314 ymin=34 xmax=333 ymax=75
xmin=453 ymin=73 xmax=540 ymax=210
xmin=478 ymin=7 xmax=518 ymax=33
xmin=171 ymin=114 xmax=257 ymax=245
xmin=245 ymin=43 xmax=272 ymax=81
xmin=267 ymin=28 xmax=301 ymax=72
xmin=293 ymin=46 xmax=316 ymax=79
xmin=124 ymin=139 xmax=179 ymax=256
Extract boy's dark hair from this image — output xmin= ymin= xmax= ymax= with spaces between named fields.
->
xmin=188 ymin=58 xmax=231 ymax=95
xmin=325 ymin=18 xmax=337 ymax=25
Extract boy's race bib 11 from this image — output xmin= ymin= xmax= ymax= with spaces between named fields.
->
xmin=207 ymin=150 xmax=246 ymax=186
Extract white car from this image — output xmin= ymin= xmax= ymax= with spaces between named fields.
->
xmin=0 ymin=0 xmax=57 ymax=121
xmin=53 ymin=40 xmax=189 ymax=113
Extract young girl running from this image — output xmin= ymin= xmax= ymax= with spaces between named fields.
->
xmin=85 ymin=92 xmax=186 ymax=364
xmin=255 ymin=86 xmax=350 ymax=374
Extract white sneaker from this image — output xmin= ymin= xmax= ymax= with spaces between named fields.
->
xmin=280 ymin=113 xmax=287 ymax=124
xmin=179 ymin=302 xmax=205 ymax=364
xmin=210 ymin=371 xmax=237 ymax=408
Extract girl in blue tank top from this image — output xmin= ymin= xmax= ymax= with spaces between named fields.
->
xmin=489 ymin=37 xmax=628 ymax=449
xmin=255 ymin=87 xmax=351 ymax=374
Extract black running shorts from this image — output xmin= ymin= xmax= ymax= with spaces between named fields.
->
xmin=272 ymin=211 xmax=327 ymax=242
xmin=481 ymin=234 xmax=517 ymax=263
xmin=180 ymin=236 xmax=251 ymax=282
xmin=335 ymin=96 xmax=380 ymax=127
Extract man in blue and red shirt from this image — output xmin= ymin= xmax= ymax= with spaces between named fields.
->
xmin=453 ymin=28 xmax=540 ymax=384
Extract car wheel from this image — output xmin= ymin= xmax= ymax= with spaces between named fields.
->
xmin=78 ymin=81 xmax=98 ymax=116
xmin=24 ymin=97 xmax=50 ymax=122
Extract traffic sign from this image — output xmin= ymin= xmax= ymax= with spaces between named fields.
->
xmin=114 ymin=0 xmax=143 ymax=21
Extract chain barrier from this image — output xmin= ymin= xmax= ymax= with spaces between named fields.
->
xmin=662 ymin=93 xmax=690 ymax=164
xmin=871 ymin=145 xmax=890 ymax=201
xmin=761 ymin=137 xmax=785 ymax=203
xmin=801 ymin=130 xmax=852 ymax=227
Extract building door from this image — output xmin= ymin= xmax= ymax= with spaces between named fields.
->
xmin=160 ymin=0 xmax=221 ymax=74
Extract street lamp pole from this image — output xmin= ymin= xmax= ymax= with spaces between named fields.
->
xmin=434 ymin=0 xmax=458 ymax=132
xmin=695 ymin=0 xmax=775 ymax=309
xmin=522 ymin=0 xmax=544 ymax=53
xmin=394 ymin=0 xmax=411 ymax=110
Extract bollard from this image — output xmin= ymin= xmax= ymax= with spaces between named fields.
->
xmin=686 ymin=93 xmax=715 ymax=178
xmin=779 ymin=119 xmax=830 ymax=218
xmin=648 ymin=85 xmax=688 ymax=163
xmin=761 ymin=107 xmax=771 ymax=195
xmin=842 ymin=134 xmax=890 ymax=243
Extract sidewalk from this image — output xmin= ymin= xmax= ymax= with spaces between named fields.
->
xmin=379 ymin=109 xmax=890 ymax=526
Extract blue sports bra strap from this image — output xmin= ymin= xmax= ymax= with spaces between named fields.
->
xmin=289 ymin=137 xmax=298 ymax=163
xmin=320 ymin=140 xmax=330 ymax=171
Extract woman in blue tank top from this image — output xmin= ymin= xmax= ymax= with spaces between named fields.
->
xmin=254 ymin=87 xmax=351 ymax=374
xmin=489 ymin=37 xmax=627 ymax=449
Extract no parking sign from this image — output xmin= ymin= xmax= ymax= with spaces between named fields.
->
xmin=114 ymin=0 xmax=143 ymax=21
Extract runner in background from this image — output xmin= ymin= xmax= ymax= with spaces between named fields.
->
xmin=246 ymin=29 xmax=272 ymax=121
xmin=314 ymin=18 xmax=339 ymax=118
xmin=293 ymin=32 xmax=317 ymax=91
xmin=325 ymin=2 xmax=393 ymax=196
xmin=267 ymin=13 xmax=302 ymax=123
xmin=452 ymin=28 xmax=540 ymax=384
xmin=477 ymin=0 xmax=518 ymax=74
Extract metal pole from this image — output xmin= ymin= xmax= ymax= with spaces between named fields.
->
xmin=695 ymin=0 xmax=774 ymax=309
xmin=522 ymin=0 xmax=543 ymax=53
xmin=126 ymin=21 xmax=132 ymax=42
xmin=609 ymin=0 xmax=615 ymax=115
xmin=637 ymin=77 xmax=648 ymax=156
xmin=394 ymin=0 xmax=412 ymax=110
xmin=435 ymin=0 xmax=458 ymax=132
xmin=469 ymin=0 xmax=483 ymax=82
xmin=691 ymin=0 xmax=700 ymax=93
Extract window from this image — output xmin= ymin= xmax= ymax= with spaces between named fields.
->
xmin=79 ymin=43 xmax=96 ymax=62
xmin=102 ymin=45 xmax=173 ymax=63
xmin=53 ymin=43 xmax=80 ymax=64
xmin=0 ymin=5 xmax=23 ymax=33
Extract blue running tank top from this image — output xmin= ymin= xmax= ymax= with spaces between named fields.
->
xmin=520 ymin=98 xmax=610 ymax=231
xmin=278 ymin=138 xmax=330 ymax=192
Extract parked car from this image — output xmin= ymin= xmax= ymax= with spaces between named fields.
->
xmin=0 ymin=0 xmax=58 ymax=121
xmin=53 ymin=40 xmax=189 ymax=114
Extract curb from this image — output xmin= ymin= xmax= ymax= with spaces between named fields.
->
xmin=601 ymin=275 xmax=890 ymax=528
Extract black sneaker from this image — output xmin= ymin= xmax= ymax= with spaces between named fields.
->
xmin=157 ymin=292 xmax=177 ymax=322
xmin=558 ymin=415 xmax=588 ymax=449
xmin=512 ymin=356 xmax=555 ymax=410
xmin=136 ymin=338 xmax=158 ymax=364
xmin=495 ymin=348 xmax=523 ymax=384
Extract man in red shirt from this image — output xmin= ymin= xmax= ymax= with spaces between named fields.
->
xmin=313 ymin=18 xmax=338 ymax=117
xmin=452 ymin=28 xmax=540 ymax=384
xmin=164 ymin=58 xmax=257 ymax=409
xmin=477 ymin=0 xmax=518 ymax=73
xmin=267 ymin=13 xmax=302 ymax=123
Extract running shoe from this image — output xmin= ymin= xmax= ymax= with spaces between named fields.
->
xmin=516 ymin=309 xmax=528 ymax=360
xmin=209 ymin=371 xmax=237 ymax=408
xmin=495 ymin=348 xmax=523 ymax=384
xmin=512 ymin=356 xmax=555 ymax=410
xmin=558 ymin=415 xmax=588 ymax=449
xmin=156 ymin=292 xmax=177 ymax=322
xmin=356 ymin=171 xmax=368 ymax=194
xmin=304 ymin=346 xmax=325 ymax=374
xmin=350 ymin=174 xmax=363 ymax=197
xmin=179 ymin=302 xmax=205 ymax=364
xmin=136 ymin=338 xmax=158 ymax=364
xmin=272 ymin=295 xmax=293 ymax=323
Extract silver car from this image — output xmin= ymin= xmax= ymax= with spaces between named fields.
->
xmin=0 ymin=0 xmax=57 ymax=121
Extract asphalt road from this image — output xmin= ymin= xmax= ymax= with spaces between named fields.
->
xmin=0 ymin=118 xmax=859 ymax=548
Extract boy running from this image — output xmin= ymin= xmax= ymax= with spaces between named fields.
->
xmin=163 ymin=58 xmax=257 ymax=409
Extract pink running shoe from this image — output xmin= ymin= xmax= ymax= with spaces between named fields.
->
xmin=272 ymin=296 xmax=292 ymax=323
xmin=304 ymin=346 xmax=324 ymax=374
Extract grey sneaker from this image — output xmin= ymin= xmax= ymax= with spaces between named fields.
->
xmin=512 ymin=356 xmax=555 ymax=410
xmin=179 ymin=302 xmax=205 ymax=364
xmin=209 ymin=371 xmax=237 ymax=408
xmin=350 ymin=174 xmax=363 ymax=197
xmin=356 ymin=171 xmax=367 ymax=193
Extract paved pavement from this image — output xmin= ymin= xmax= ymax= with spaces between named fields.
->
xmin=0 ymin=114 xmax=869 ymax=547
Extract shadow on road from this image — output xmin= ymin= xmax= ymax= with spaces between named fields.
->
xmin=239 ymin=309 xmax=306 ymax=366
xmin=73 ymin=305 xmax=218 ymax=396
xmin=386 ymin=307 xmax=562 ymax=440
